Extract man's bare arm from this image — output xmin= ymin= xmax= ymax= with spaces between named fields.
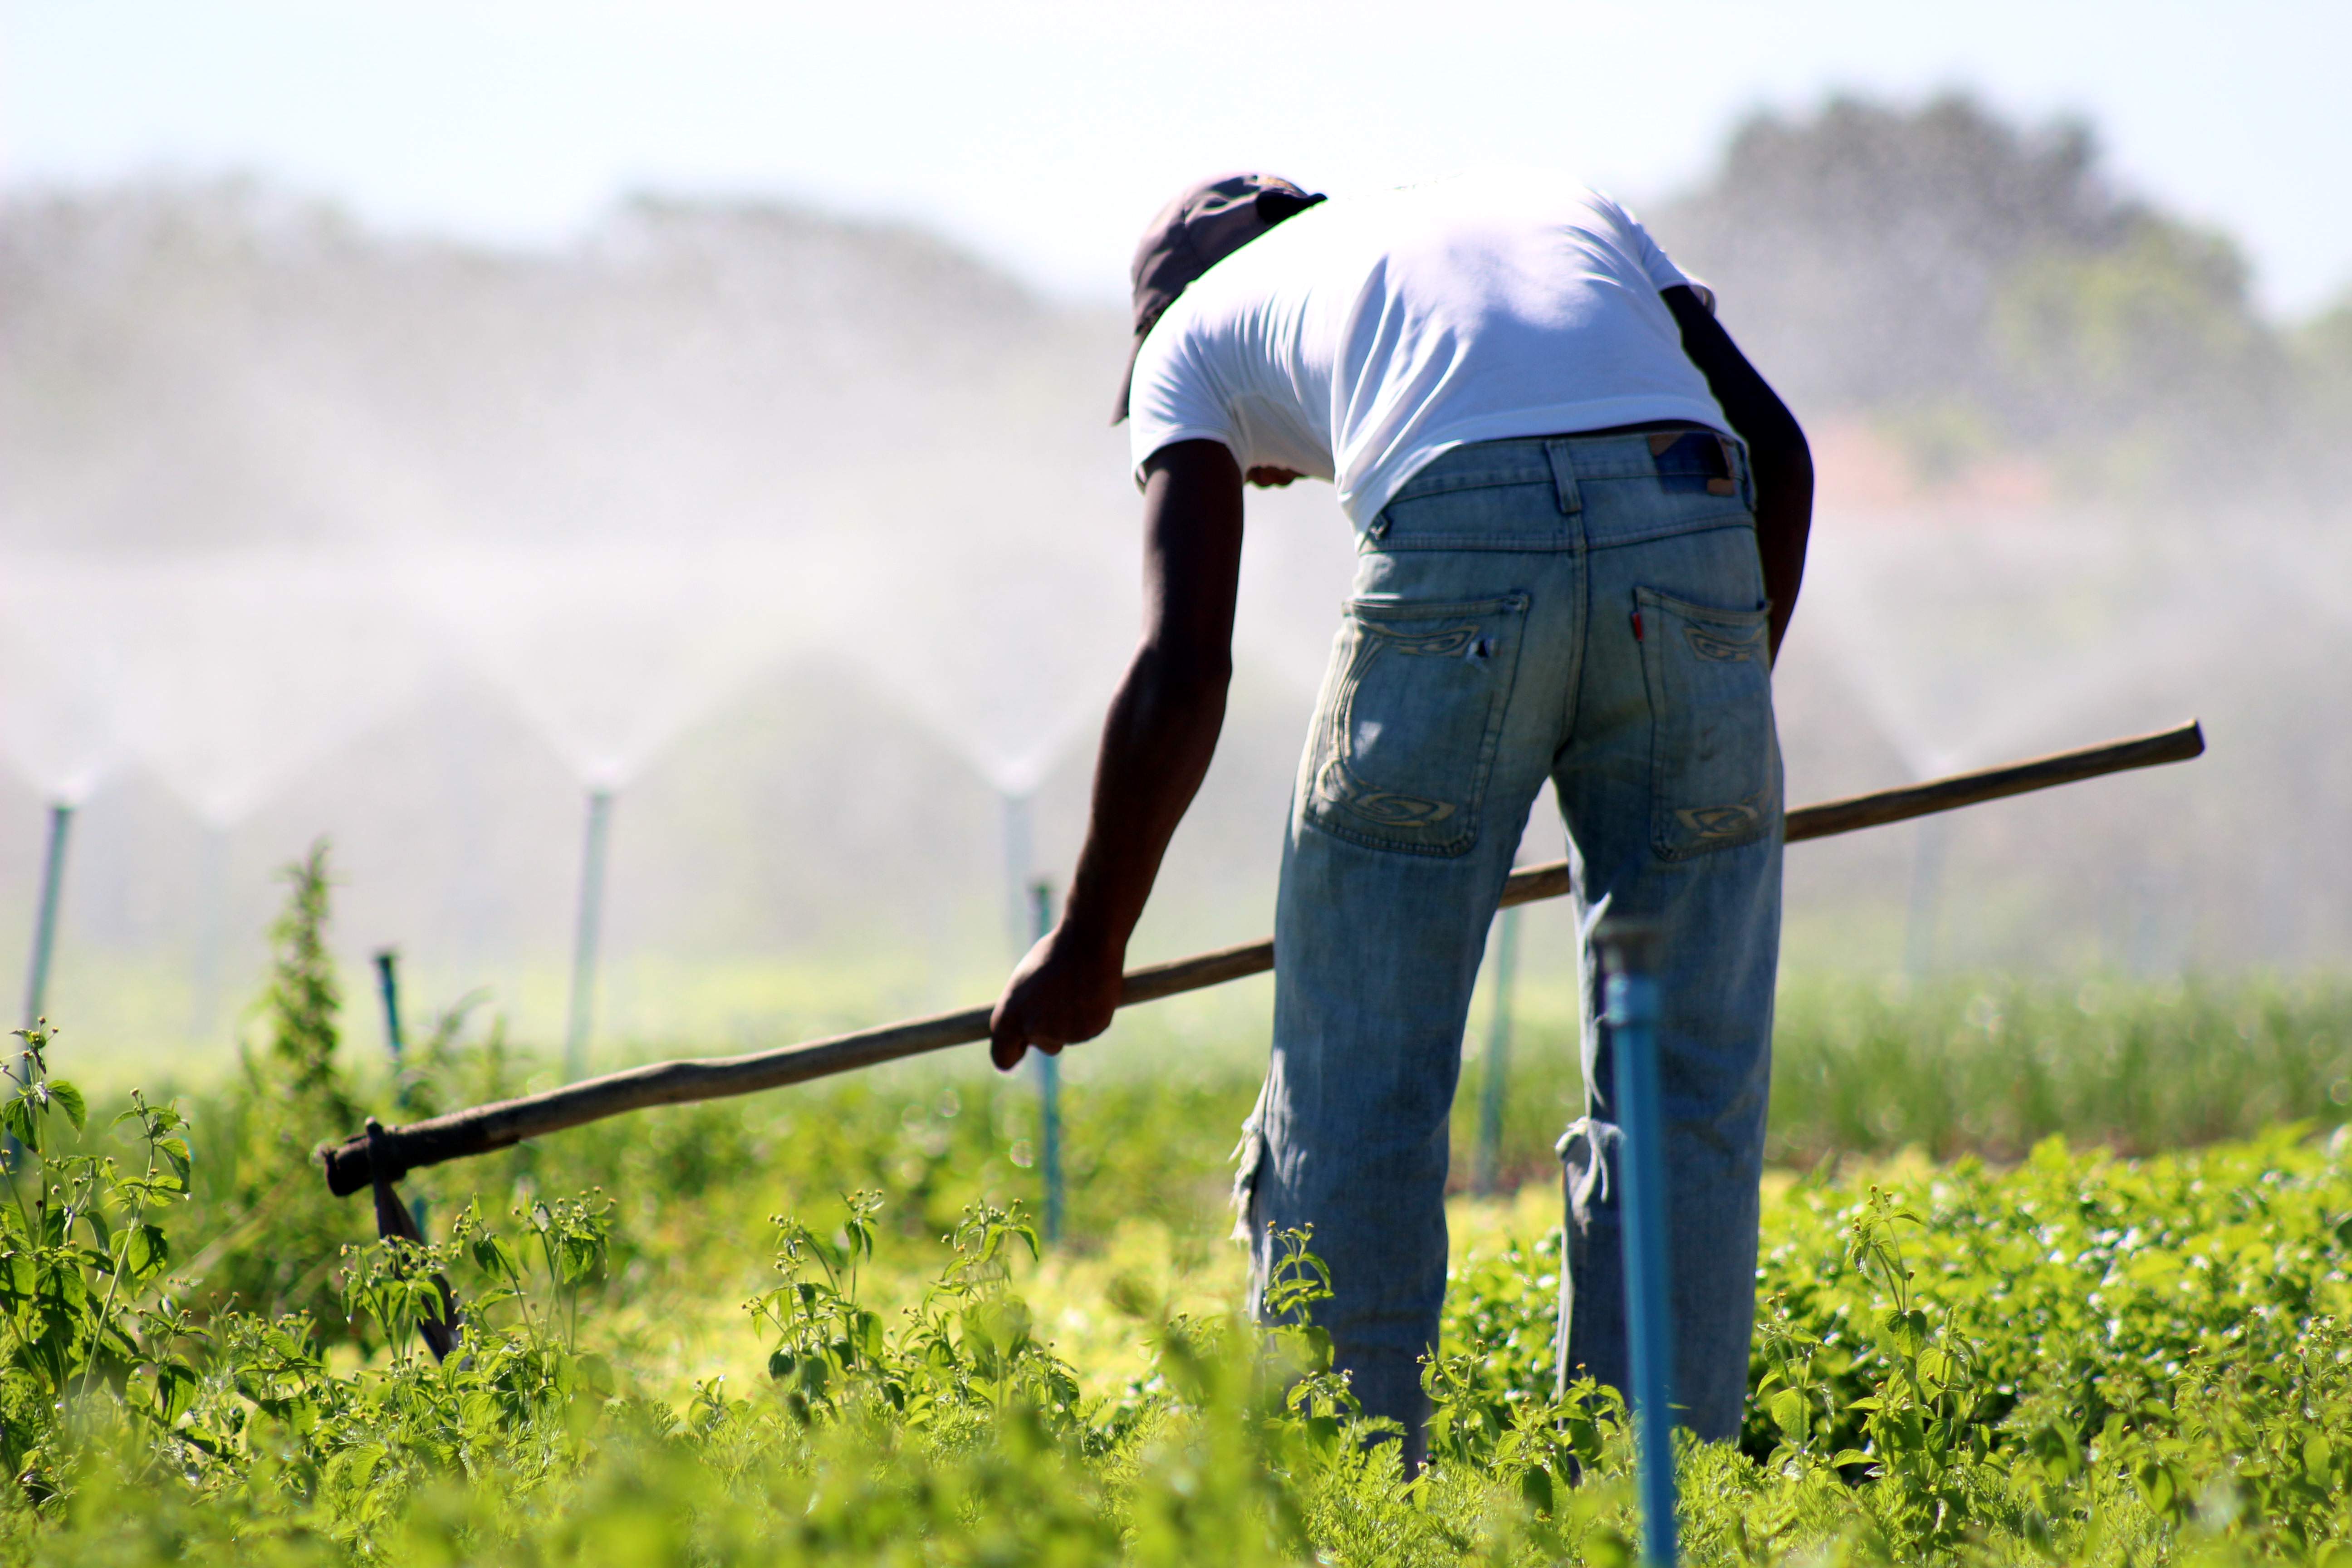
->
xmin=988 ymin=439 xmax=1244 ymax=1068
xmin=1661 ymin=284 xmax=1813 ymax=661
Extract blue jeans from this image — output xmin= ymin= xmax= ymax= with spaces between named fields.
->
xmin=1235 ymin=429 xmax=1783 ymax=1459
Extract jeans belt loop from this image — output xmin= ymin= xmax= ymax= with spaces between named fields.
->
xmin=1544 ymin=439 xmax=1584 ymax=517
xmin=1722 ymin=433 xmax=1754 ymax=511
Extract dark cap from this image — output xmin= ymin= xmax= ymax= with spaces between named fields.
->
xmin=1112 ymin=172 xmax=1326 ymax=424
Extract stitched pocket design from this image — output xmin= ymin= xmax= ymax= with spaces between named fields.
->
xmin=1303 ymin=593 xmax=1529 ymax=857
xmin=1636 ymin=586 xmax=1778 ymax=860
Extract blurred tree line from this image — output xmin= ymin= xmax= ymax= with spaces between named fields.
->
xmin=1657 ymin=92 xmax=2352 ymax=501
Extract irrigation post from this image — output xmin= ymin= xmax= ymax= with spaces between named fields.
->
xmin=1599 ymin=917 xmax=1678 ymax=1568
xmin=373 ymin=946 xmax=429 ymax=1230
xmin=1473 ymin=904 xmax=1521 ymax=1196
xmin=563 ymin=788 xmax=614 ymax=1082
xmin=374 ymin=949 xmax=407 ymax=1102
xmin=1029 ymin=878 xmax=1064 ymax=1246
xmin=19 ymin=802 xmax=73 ymax=1031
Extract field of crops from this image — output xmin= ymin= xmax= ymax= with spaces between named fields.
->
xmin=5 ymin=858 xmax=2352 ymax=1564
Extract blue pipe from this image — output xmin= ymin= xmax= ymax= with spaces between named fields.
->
xmin=1030 ymin=878 xmax=1063 ymax=1245
xmin=1601 ymin=918 xmax=1677 ymax=1568
xmin=20 ymin=802 xmax=72 ymax=1032
xmin=373 ymin=946 xmax=427 ymax=1231
xmin=374 ymin=949 xmax=408 ymax=1106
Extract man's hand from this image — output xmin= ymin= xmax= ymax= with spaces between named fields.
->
xmin=988 ymin=922 xmax=1123 ymax=1069
xmin=987 ymin=438 xmax=1245 ymax=1072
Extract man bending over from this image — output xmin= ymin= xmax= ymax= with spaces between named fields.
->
xmin=989 ymin=168 xmax=1813 ymax=1468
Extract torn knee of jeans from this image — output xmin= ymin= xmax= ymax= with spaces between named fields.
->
xmin=1230 ymin=1108 xmax=1267 ymax=1246
xmin=1558 ymin=1116 xmax=1622 ymax=1221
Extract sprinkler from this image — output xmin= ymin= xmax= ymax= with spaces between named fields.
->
xmin=19 ymin=802 xmax=72 ymax=1031
xmin=1029 ymin=878 xmax=1063 ymax=1245
xmin=563 ymin=788 xmax=614 ymax=1081
xmin=1599 ymin=917 xmax=1677 ymax=1568
xmin=1472 ymin=903 xmax=1521 ymax=1197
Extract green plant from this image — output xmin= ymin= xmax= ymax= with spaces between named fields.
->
xmin=259 ymin=842 xmax=356 ymax=1128
xmin=0 ymin=1024 xmax=196 ymax=1502
xmin=195 ymin=843 xmax=370 ymax=1332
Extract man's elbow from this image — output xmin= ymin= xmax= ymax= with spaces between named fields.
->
xmin=1171 ymin=646 xmax=1235 ymax=702
xmin=1135 ymin=639 xmax=1234 ymax=707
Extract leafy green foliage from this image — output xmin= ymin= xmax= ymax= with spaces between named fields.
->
xmin=9 ymin=956 xmax=2352 ymax=1561
xmin=7 ymin=1038 xmax=2352 ymax=1566
xmin=1735 ymin=1127 xmax=2352 ymax=1561
xmin=0 ymin=1023 xmax=198 ymax=1504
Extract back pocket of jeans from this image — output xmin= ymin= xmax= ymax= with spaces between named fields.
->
xmin=1302 ymin=593 xmax=1529 ymax=857
xmin=1636 ymin=586 xmax=1777 ymax=860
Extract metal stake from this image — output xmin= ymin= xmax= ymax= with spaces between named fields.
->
xmin=1474 ymin=903 xmax=1521 ymax=1195
xmin=19 ymin=802 xmax=72 ymax=1031
xmin=1600 ymin=917 xmax=1677 ymax=1568
xmin=374 ymin=948 xmax=428 ymax=1230
xmin=1029 ymin=878 xmax=1063 ymax=1245
xmin=563 ymin=788 xmax=614 ymax=1081
xmin=375 ymin=949 xmax=408 ymax=1102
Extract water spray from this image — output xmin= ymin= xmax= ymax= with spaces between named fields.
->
xmin=1598 ymin=917 xmax=1677 ymax=1568
xmin=563 ymin=789 xmax=615 ymax=1081
xmin=18 ymin=802 xmax=73 ymax=1032
xmin=1472 ymin=903 xmax=1521 ymax=1197
xmin=1028 ymin=878 xmax=1065 ymax=1245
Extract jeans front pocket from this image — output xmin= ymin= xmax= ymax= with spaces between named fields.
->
xmin=1303 ymin=593 xmax=1529 ymax=857
xmin=1636 ymin=586 xmax=1778 ymax=860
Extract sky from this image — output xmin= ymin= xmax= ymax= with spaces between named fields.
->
xmin=5 ymin=0 xmax=2350 ymax=318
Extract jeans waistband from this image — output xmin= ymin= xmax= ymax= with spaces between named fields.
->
xmin=1387 ymin=428 xmax=1750 ymax=505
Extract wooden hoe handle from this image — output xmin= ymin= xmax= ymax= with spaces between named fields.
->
xmin=321 ymin=719 xmax=2203 ymax=1196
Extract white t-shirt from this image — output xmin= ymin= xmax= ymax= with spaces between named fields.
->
xmin=1126 ymin=169 xmax=1728 ymax=529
